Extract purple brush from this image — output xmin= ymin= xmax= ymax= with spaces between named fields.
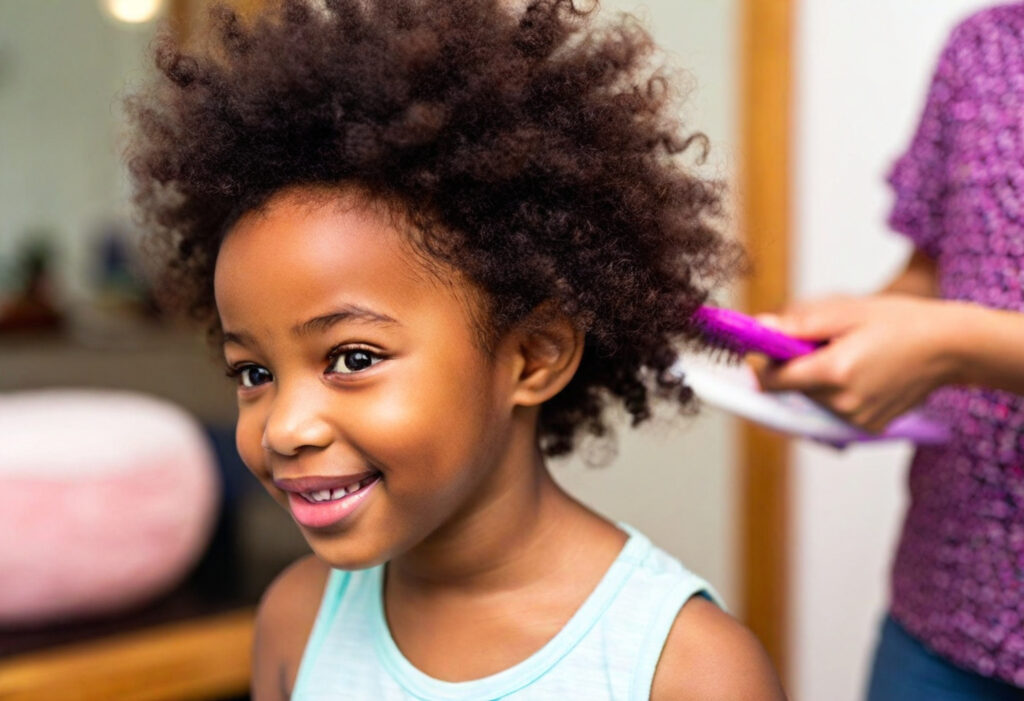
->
xmin=688 ymin=304 xmax=949 ymax=445
xmin=692 ymin=305 xmax=819 ymax=361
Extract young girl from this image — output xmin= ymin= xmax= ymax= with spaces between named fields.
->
xmin=758 ymin=3 xmax=1024 ymax=698
xmin=127 ymin=1 xmax=783 ymax=698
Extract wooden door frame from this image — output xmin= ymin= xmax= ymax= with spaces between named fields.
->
xmin=738 ymin=0 xmax=793 ymax=686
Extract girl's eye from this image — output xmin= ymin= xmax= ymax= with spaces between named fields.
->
xmin=328 ymin=349 xmax=383 ymax=375
xmin=230 ymin=364 xmax=273 ymax=388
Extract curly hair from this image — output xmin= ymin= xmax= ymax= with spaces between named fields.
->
xmin=126 ymin=0 xmax=743 ymax=456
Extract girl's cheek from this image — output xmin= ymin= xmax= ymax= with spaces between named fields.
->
xmin=235 ymin=411 xmax=267 ymax=476
xmin=356 ymin=379 xmax=460 ymax=477
xmin=356 ymin=390 xmax=431 ymax=457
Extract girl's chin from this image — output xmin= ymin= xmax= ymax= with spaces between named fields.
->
xmin=304 ymin=535 xmax=395 ymax=571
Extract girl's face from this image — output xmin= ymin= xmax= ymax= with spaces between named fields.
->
xmin=214 ymin=187 xmax=522 ymax=568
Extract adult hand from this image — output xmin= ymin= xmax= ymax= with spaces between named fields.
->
xmin=754 ymin=295 xmax=963 ymax=433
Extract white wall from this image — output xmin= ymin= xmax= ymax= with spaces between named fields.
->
xmin=792 ymin=2 xmax=990 ymax=699
xmin=0 ymin=2 xmax=156 ymax=303
xmin=555 ymin=0 xmax=741 ymax=608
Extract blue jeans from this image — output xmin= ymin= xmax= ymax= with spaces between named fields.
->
xmin=866 ymin=615 xmax=1024 ymax=700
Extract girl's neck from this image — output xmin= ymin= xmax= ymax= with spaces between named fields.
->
xmin=386 ymin=436 xmax=608 ymax=597
xmin=379 ymin=435 xmax=627 ymax=684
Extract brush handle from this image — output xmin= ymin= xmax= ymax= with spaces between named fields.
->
xmin=674 ymin=353 xmax=951 ymax=446
xmin=695 ymin=305 xmax=819 ymax=360
xmin=863 ymin=412 xmax=950 ymax=445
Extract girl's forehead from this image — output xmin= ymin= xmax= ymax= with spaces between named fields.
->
xmin=214 ymin=186 xmax=489 ymax=338
xmin=218 ymin=187 xmax=425 ymax=285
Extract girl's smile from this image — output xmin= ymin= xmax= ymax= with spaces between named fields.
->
xmin=214 ymin=186 xmax=526 ymax=569
xmin=275 ymin=471 xmax=383 ymax=529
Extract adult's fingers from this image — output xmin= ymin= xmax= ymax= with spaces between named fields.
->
xmin=757 ymin=297 xmax=862 ymax=341
xmin=756 ymin=349 xmax=846 ymax=393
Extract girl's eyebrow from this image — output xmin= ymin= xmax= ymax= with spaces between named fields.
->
xmin=292 ymin=305 xmax=399 ymax=336
xmin=222 ymin=329 xmax=257 ymax=348
xmin=221 ymin=305 xmax=398 ymax=348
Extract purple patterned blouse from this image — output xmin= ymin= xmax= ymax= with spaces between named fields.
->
xmin=887 ymin=2 xmax=1024 ymax=686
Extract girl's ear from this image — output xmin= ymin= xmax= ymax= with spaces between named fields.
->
xmin=508 ymin=305 xmax=585 ymax=407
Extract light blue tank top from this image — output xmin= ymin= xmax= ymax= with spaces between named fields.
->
xmin=291 ymin=524 xmax=724 ymax=700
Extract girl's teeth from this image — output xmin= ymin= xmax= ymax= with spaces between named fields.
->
xmin=303 ymin=475 xmax=379 ymax=502
xmin=305 ymin=481 xmax=371 ymax=502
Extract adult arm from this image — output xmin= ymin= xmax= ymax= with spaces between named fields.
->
xmin=756 ymin=251 xmax=1024 ymax=431
xmin=880 ymin=248 xmax=939 ymax=297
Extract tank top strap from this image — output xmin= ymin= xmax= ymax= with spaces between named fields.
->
xmin=598 ymin=523 xmax=725 ymax=699
xmin=290 ymin=566 xmax=353 ymax=698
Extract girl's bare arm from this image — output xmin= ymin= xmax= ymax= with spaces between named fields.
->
xmin=651 ymin=598 xmax=785 ymax=701
xmin=251 ymin=555 xmax=329 ymax=701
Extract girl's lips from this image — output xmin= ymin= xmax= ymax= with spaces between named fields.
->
xmin=286 ymin=473 xmax=381 ymax=529
xmin=274 ymin=470 xmax=378 ymax=494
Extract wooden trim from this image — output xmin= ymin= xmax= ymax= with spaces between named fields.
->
xmin=738 ymin=0 xmax=792 ymax=686
xmin=168 ymin=0 xmax=268 ymax=45
xmin=0 ymin=609 xmax=254 ymax=701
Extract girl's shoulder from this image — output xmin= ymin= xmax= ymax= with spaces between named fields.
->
xmin=252 ymin=554 xmax=332 ymax=701
xmin=650 ymin=597 xmax=785 ymax=701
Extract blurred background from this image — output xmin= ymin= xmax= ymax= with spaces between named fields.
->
xmin=0 ymin=1 xmax=997 ymax=699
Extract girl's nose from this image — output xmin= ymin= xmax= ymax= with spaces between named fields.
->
xmin=261 ymin=386 xmax=334 ymax=456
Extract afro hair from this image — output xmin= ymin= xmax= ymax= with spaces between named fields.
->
xmin=126 ymin=0 xmax=744 ymax=455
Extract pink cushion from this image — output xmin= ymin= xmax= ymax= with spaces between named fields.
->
xmin=0 ymin=390 xmax=221 ymax=626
